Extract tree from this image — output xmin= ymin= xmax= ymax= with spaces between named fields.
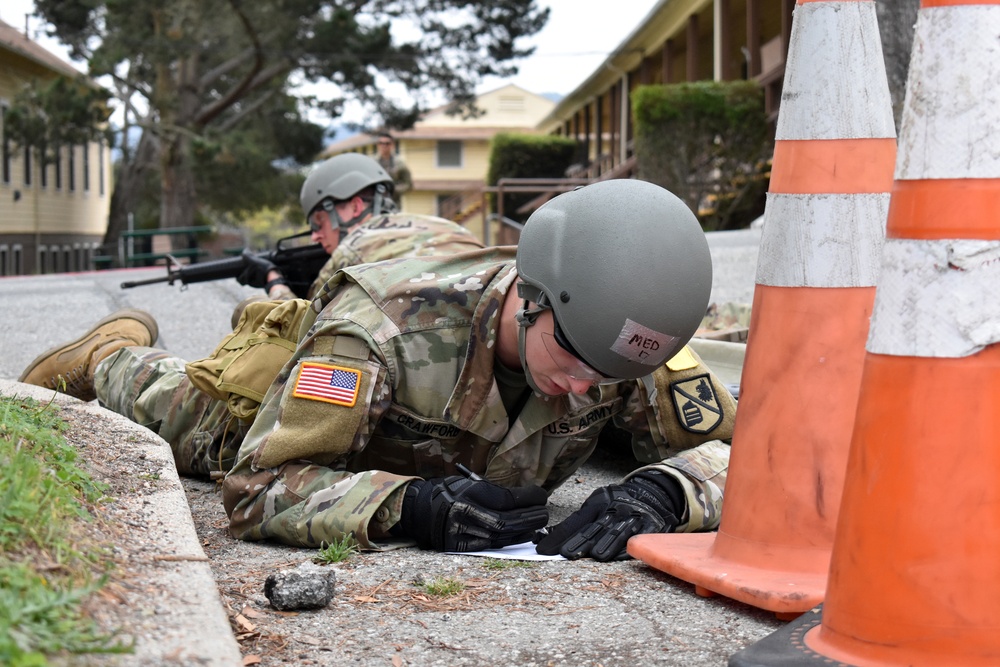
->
xmin=633 ymin=81 xmax=771 ymax=232
xmin=2 ymin=76 xmax=113 ymax=178
xmin=33 ymin=0 xmax=549 ymax=244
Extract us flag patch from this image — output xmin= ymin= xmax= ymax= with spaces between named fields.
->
xmin=292 ymin=362 xmax=362 ymax=407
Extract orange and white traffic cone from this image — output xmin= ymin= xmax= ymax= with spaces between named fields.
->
xmin=628 ymin=0 xmax=896 ymax=618
xmin=731 ymin=1 xmax=1000 ymax=664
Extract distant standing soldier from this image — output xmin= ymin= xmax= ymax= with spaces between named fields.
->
xmin=374 ymin=131 xmax=412 ymax=196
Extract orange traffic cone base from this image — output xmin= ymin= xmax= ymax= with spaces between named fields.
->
xmin=730 ymin=603 xmax=1000 ymax=667
xmin=628 ymin=533 xmax=826 ymax=618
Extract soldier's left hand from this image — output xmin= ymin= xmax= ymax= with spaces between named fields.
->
xmin=534 ymin=471 xmax=683 ymax=561
xmin=237 ymin=249 xmax=281 ymax=288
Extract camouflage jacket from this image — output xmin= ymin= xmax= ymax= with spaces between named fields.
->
xmin=223 ymin=248 xmax=732 ymax=550
xmin=377 ymin=154 xmax=412 ymax=194
xmin=273 ymin=212 xmax=483 ymax=300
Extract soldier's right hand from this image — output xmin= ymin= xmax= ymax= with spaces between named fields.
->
xmin=395 ymin=476 xmax=549 ymax=552
xmin=533 ymin=471 xmax=683 ymax=562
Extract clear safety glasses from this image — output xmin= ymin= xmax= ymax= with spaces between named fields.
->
xmin=540 ymin=328 xmax=620 ymax=386
xmin=307 ymin=210 xmax=327 ymax=233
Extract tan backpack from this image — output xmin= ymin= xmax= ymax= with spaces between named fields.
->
xmin=186 ymin=298 xmax=314 ymax=421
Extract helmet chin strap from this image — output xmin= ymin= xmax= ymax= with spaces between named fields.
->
xmin=372 ymin=183 xmax=398 ymax=215
xmin=325 ymin=184 xmax=396 ymax=240
xmin=515 ymin=283 xmax=551 ymax=396
xmin=323 ymin=199 xmax=373 ymax=240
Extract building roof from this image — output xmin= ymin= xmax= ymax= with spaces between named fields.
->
xmin=0 ymin=18 xmax=84 ymax=78
xmin=418 ymin=83 xmax=556 ymax=128
xmin=321 ymin=124 xmax=545 ymax=157
xmin=536 ymin=0 xmax=703 ymax=132
xmin=320 ymin=83 xmax=552 ymax=157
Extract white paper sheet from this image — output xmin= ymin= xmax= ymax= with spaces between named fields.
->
xmin=447 ymin=541 xmax=566 ymax=561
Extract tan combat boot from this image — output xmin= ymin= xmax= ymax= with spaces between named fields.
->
xmin=19 ymin=308 xmax=159 ymax=402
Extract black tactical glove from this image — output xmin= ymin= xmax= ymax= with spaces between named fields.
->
xmin=237 ymin=249 xmax=285 ymax=290
xmin=395 ymin=476 xmax=549 ymax=552
xmin=534 ymin=471 xmax=684 ymax=561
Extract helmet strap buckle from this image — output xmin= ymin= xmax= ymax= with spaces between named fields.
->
xmin=515 ymin=283 xmax=550 ymax=328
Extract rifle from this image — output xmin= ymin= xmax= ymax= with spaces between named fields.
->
xmin=120 ymin=231 xmax=330 ymax=299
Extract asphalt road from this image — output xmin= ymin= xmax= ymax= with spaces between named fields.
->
xmin=0 ymin=228 xmax=761 ymax=381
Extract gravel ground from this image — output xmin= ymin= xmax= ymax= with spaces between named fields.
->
xmin=181 ymin=441 xmax=785 ymax=667
xmin=6 ymin=384 xmax=784 ymax=666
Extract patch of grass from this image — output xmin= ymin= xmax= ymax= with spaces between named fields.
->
xmin=313 ymin=534 xmax=359 ymax=564
xmin=481 ymin=558 xmax=536 ymax=571
xmin=0 ymin=395 xmax=130 ymax=665
xmin=420 ymin=577 xmax=465 ymax=597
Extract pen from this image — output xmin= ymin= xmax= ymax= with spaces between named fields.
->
xmin=455 ymin=462 xmax=483 ymax=481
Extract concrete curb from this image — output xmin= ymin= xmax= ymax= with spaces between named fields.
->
xmin=0 ymin=380 xmax=243 ymax=667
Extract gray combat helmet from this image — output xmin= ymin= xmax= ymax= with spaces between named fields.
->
xmin=516 ymin=179 xmax=713 ymax=380
xmin=299 ymin=153 xmax=395 ymax=219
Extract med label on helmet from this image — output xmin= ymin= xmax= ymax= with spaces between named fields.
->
xmin=612 ymin=319 xmax=679 ymax=363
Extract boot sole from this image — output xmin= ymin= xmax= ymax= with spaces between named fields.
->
xmin=18 ymin=308 xmax=160 ymax=383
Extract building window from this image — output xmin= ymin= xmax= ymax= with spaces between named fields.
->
xmin=55 ymin=145 xmax=62 ymax=189
xmin=1 ymin=105 xmax=10 ymax=185
xmin=68 ymin=145 xmax=75 ymax=191
xmin=436 ymin=140 xmax=462 ymax=168
xmin=82 ymin=143 xmax=90 ymax=191
xmin=40 ymin=154 xmax=47 ymax=188
xmin=23 ymin=145 xmax=31 ymax=186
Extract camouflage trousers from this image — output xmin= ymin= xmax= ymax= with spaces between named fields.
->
xmin=94 ymin=346 xmax=250 ymax=478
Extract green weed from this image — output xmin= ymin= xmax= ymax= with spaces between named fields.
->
xmin=420 ymin=577 xmax=465 ymax=597
xmin=313 ymin=534 xmax=359 ymax=564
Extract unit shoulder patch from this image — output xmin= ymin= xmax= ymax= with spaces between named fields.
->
xmin=670 ymin=373 xmax=724 ymax=434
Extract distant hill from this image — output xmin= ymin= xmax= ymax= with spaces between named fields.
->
xmin=542 ymin=92 xmax=564 ymax=103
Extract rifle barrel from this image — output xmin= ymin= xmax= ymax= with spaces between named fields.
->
xmin=120 ymin=275 xmax=173 ymax=289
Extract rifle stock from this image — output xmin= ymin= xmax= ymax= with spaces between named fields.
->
xmin=120 ymin=231 xmax=330 ymax=299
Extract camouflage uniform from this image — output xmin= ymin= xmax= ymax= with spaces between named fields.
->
xmin=221 ymin=248 xmax=732 ymax=551
xmin=95 ymin=212 xmax=483 ymax=478
xmin=307 ymin=212 xmax=482 ymax=295
xmin=376 ymin=154 xmax=412 ymax=194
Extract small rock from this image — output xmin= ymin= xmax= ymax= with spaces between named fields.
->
xmin=264 ymin=561 xmax=336 ymax=610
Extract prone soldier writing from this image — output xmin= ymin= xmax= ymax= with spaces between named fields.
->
xmin=21 ymin=179 xmax=735 ymax=561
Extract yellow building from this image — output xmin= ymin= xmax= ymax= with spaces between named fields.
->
xmin=0 ymin=19 xmax=110 ymax=275
xmin=539 ymin=0 xmax=791 ymax=179
xmin=321 ymin=83 xmax=555 ymax=241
